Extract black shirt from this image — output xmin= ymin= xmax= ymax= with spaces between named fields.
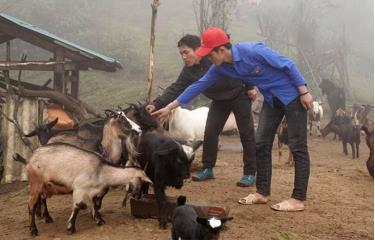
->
xmin=153 ymin=57 xmax=247 ymax=109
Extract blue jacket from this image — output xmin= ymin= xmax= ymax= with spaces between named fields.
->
xmin=177 ymin=42 xmax=307 ymax=107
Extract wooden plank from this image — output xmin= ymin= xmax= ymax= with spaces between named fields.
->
xmin=0 ymin=75 xmax=54 ymax=91
xmin=0 ymin=61 xmax=85 ymax=71
xmin=53 ymin=48 xmax=65 ymax=93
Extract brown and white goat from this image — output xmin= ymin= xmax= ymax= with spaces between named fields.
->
xmin=24 ymin=114 xmax=141 ymax=220
xmin=308 ymin=101 xmax=323 ymax=137
xmin=276 ymin=118 xmax=293 ymax=165
xmin=14 ymin=143 xmax=152 ymax=236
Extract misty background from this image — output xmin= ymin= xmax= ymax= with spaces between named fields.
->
xmin=0 ymin=0 xmax=373 ymax=110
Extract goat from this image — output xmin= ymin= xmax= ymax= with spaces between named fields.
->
xmin=123 ymin=103 xmax=194 ymax=229
xmin=14 ymin=143 xmax=152 ymax=236
xmin=171 ymin=196 xmax=233 ymax=240
xmin=361 ymin=125 xmax=374 ymax=177
xmin=308 ymin=101 xmax=323 ymax=137
xmin=221 ymin=112 xmax=239 ymax=135
xmin=168 ymin=106 xmax=240 ymax=143
xmin=321 ymin=108 xmax=346 ymax=140
xmin=338 ymin=114 xmax=361 ymax=159
xmin=169 ymin=106 xmax=208 ymax=143
xmin=23 ymin=113 xmax=141 ymax=222
xmin=276 ymin=118 xmax=293 ymax=165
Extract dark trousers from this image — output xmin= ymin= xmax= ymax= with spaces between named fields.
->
xmin=256 ymin=97 xmax=310 ymax=201
xmin=202 ymin=93 xmax=256 ymax=175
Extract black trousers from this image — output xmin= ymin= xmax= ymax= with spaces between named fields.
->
xmin=256 ymin=97 xmax=310 ymax=201
xmin=202 ymin=93 xmax=256 ymax=175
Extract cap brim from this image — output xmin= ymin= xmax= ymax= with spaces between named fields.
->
xmin=195 ymin=47 xmax=213 ymax=57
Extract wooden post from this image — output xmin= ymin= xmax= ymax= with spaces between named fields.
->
xmin=71 ymin=70 xmax=79 ymax=99
xmin=53 ymin=48 xmax=65 ymax=93
xmin=146 ymin=0 xmax=160 ymax=104
xmin=3 ymin=41 xmax=10 ymax=94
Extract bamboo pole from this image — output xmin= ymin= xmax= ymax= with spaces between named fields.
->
xmin=146 ymin=0 xmax=160 ymax=104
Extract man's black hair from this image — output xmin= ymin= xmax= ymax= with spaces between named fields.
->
xmin=212 ymin=42 xmax=232 ymax=53
xmin=177 ymin=34 xmax=201 ymax=50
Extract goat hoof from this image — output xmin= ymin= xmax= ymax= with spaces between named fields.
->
xmin=159 ymin=221 xmax=167 ymax=229
xmin=45 ymin=216 xmax=54 ymax=224
xmin=30 ymin=228 xmax=38 ymax=236
xmin=97 ymin=219 xmax=106 ymax=226
xmin=67 ymin=226 xmax=76 ymax=234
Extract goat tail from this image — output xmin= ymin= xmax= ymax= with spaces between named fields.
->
xmin=177 ymin=195 xmax=186 ymax=206
xmin=13 ymin=153 xmax=28 ymax=164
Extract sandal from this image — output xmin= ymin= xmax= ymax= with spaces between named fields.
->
xmin=238 ymin=193 xmax=269 ymax=205
xmin=270 ymin=200 xmax=305 ymax=212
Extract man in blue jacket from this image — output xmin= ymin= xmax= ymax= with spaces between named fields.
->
xmin=152 ymin=27 xmax=313 ymax=212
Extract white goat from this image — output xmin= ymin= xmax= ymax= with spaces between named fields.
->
xmin=168 ymin=107 xmax=239 ymax=143
xmin=169 ymin=106 xmax=209 ymax=143
xmin=15 ymin=143 xmax=151 ymax=236
xmin=308 ymin=101 xmax=324 ymax=137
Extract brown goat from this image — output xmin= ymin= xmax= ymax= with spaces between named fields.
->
xmin=276 ymin=118 xmax=293 ymax=165
xmin=15 ymin=144 xmax=151 ymax=236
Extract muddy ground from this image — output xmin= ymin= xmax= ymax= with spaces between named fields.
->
xmin=0 ymin=134 xmax=373 ymax=240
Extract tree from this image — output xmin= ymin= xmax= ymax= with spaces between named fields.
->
xmin=193 ymin=0 xmax=238 ymax=35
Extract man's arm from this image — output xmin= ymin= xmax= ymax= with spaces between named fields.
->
xmin=176 ymin=65 xmax=221 ymax=107
xmin=152 ymin=66 xmax=221 ymax=121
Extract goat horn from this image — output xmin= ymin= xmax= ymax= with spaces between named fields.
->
xmin=23 ymin=130 xmax=36 ymax=137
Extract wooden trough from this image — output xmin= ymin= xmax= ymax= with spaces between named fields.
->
xmin=130 ymin=194 xmax=230 ymax=221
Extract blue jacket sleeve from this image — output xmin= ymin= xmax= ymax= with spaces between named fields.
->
xmin=176 ymin=65 xmax=221 ymax=107
xmin=253 ymin=44 xmax=307 ymax=87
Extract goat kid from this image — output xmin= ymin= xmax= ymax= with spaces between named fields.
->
xmin=171 ymin=196 xmax=233 ymax=240
xmin=308 ymin=101 xmax=323 ymax=137
xmin=15 ymin=143 xmax=151 ymax=236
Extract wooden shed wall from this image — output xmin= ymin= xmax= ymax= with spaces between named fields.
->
xmin=1 ymin=98 xmax=42 ymax=183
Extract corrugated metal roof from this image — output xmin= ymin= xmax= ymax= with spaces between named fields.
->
xmin=0 ymin=13 xmax=122 ymax=70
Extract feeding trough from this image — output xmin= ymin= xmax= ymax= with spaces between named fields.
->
xmin=130 ymin=194 xmax=230 ymax=221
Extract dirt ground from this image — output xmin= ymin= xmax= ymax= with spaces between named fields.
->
xmin=0 ymin=134 xmax=373 ymax=240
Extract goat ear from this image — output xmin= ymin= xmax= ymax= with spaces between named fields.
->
xmin=47 ymin=118 xmax=58 ymax=128
xmin=140 ymin=175 xmax=153 ymax=185
xmin=220 ymin=216 xmax=234 ymax=223
xmin=196 ymin=217 xmax=208 ymax=226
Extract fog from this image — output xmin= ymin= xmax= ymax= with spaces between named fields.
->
xmin=0 ymin=0 xmax=373 ymax=108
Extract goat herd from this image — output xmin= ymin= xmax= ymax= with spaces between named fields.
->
xmin=16 ymin=103 xmax=228 ymax=239
xmin=11 ymin=94 xmax=374 ymax=238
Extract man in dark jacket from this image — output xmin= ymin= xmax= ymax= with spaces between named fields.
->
xmin=147 ymin=34 xmax=256 ymax=186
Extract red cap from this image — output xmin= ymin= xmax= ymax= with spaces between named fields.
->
xmin=195 ymin=27 xmax=229 ymax=57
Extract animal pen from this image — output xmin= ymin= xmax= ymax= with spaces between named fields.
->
xmin=0 ymin=13 xmax=122 ymax=183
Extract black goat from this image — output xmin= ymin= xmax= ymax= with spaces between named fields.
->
xmin=124 ymin=103 xmax=193 ymax=229
xmin=338 ymin=114 xmax=361 ymax=159
xmin=361 ymin=126 xmax=374 ymax=177
xmin=171 ymin=196 xmax=233 ymax=240
xmin=24 ymin=117 xmax=104 ymax=151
